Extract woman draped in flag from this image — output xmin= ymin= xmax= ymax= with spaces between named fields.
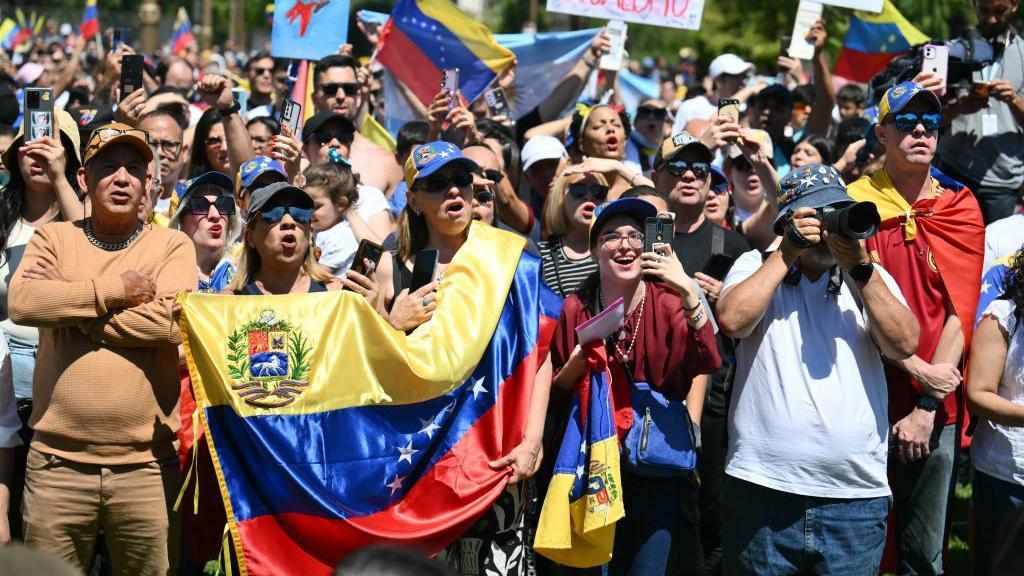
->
xmin=376 ymin=141 xmax=553 ymax=576
xmin=547 ymin=197 xmax=720 ymax=574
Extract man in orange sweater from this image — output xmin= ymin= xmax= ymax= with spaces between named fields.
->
xmin=9 ymin=123 xmax=197 ymax=574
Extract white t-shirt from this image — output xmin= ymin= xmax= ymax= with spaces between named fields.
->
xmin=0 ymin=333 xmax=22 ymax=448
xmin=722 ymin=250 xmax=907 ymax=498
xmin=671 ymin=95 xmax=716 ymax=135
xmin=984 ymin=214 xmax=1024 ymax=274
xmin=972 ymin=299 xmax=1024 ymax=486
xmin=1 ymin=220 xmax=37 ymax=342
xmin=315 ymin=185 xmax=388 ymax=274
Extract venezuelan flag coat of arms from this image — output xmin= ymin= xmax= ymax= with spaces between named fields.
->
xmin=177 ymin=224 xmax=561 ymax=575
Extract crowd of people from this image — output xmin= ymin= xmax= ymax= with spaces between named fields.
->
xmin=1 ymin=0 xmax=1024 ymax=574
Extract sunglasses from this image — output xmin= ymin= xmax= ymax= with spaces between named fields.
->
xmin=889 ymin=112 xmax=942 ymax=132
xmin=665 ymin=160 xmax=710 ymax=179
xmin=258 ymin=204 xmax=312 ymax=224
xmin=475 ymin=190 xmax=495 ymax=203
xmin=320 ymin=82 xmax=359 ymax=97
xmin=482 ymin=169 xmax=504 ymax=183
xmin=422 ymin=171 xmax=474 ymax=193
xmin=568 ymin=183 xmax=609 ymax=201
xmin=731 ymin=156 xmax=754 ymax=174
xmin=188 ymin=195 xmax=236 ymax=216
xmin=636 ymin=106 xmax=668 ymax=121
xmin=313 ymin=131 xmax=353 ymax=147
xmin=251 ymin=66 xmax=273 ymax=76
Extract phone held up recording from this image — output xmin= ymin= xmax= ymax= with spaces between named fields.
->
xmin=24 ymin=87 xmax=54 ymax=142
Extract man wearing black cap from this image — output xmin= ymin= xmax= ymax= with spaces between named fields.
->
xmin=716 ymin=163 xmax=919 ymax=575
xmin=301 ymin=110 xmax=357 ymax=167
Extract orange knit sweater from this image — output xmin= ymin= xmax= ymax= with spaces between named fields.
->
xmin=9 ymin=220 xmax=197 ymax=465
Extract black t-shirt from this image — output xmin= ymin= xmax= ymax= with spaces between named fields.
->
xmin=670 ymin=218 xmax=750 ymax=277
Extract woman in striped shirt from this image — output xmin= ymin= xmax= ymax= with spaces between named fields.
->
xmin=538 ymin=170 xmax=607 ymax=297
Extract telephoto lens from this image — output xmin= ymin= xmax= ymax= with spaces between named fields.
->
xmin=817 ymin=202 xmax=881 ymax=240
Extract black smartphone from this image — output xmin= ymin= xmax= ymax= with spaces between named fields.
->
xmin=280 ymin=99 xmax=302 ymax=136
xmin=702 ymin=253 xmax=737 ymax=282
xmin=780 ymin=35 xmax=792 ymax=57
xmin=120 ymin=54 xmax=145 ymax=99
xmin=350 ymin=239 xmax=383 ymax=277
xmin=643 ymin=215 xmax=674 ymax=254
xmin=112 ymin=28 xmax=131 ymax=50
xmin=24 ymin=87 xmax=54 ymax=141
xmin=409 ymin=249 xmax=439 ymax=293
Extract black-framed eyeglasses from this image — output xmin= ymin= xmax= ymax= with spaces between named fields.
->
xmin=888 ymin=112 xmax=941 ymax=133
xmin=313 ymin=131 xmax=353 ymax=147
xmin=567 ymin=183 xmax=609 ymax=201
xmin=599 ymin=231 xmax=644 ymax=250
xmin=258 ymin=204 xmax=312 ymax=224
xmin=148 ymin=139 xmax=182 ymax=155
xmin=475 ymin=190 xmax=495 ymax=203
xmin=665 ymin=160 xmax=710 ymax=179
xmin=320 ymin=82 xmax=359 ymax=97
xmin=422 ymin=171 xmax=474 ymax=193
xmin=636 ymin=106 xmax=668 ymax=121
xmin=188 ymin=195 xmax=236 ymax=216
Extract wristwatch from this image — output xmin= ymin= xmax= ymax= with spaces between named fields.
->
xmin=847 ymin=262 xmax=875 ymax=284
xmin=918 ymin=395 xmax=940 ymax=412
xmin=218 ymin=100 xmax=241 ymax=116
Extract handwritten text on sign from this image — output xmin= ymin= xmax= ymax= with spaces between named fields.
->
xmin=546 ymin=0 xmax=706 ymax=31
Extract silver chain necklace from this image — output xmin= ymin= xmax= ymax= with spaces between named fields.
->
xmin=600 ymin=282 xmax=647 ymax=363
xmin=84 ymin=218 xmax=143 ymax=252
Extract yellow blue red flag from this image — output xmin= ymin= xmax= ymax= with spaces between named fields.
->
xmin=534 ymin=344 xmax=625 ymax=567
xmin=179 ymin=223 xmax=560 ymax=575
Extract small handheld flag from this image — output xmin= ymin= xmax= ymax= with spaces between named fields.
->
xmin=80 ymin=0 xmax=99 ymax=41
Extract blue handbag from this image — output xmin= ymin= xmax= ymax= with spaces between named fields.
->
xmin=622 ymin=380 xmax=698 ymax=477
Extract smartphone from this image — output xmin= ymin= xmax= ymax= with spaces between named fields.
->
xmin=599 ymin=20 xmax=628 ymax=71
xmin=702 ymin=253 xmax=737 ymax=282
xmin=780 ymin=35 xmax=792 ymax=57
xmin=972 ymin=80 xmax=991 ymax=98
xmin=643 ymin=215 xmax=674 ymax=254
xmin=718 ymin=98 xmax=740 ymax=124
xmin=232 ymin=87 xmax=249 ymax=116
xmin=921 ymin=44 xmax=949 ymax=96
xmin=120 ymin=54 xmax=144 ymax=99
xmin=280 ymin=99 xmax=302 ymax=136
xmin=24 ymin=88 xmax=54 ymax=142
xmin=855 ymin=128 xmax=879 ymax=168
xmin=484 ymin=87 xmax=511 ymax=119
xmin=409 ymin=249 xmax=439 ymax=293
xmin=441 ymin=68 xmax=460 ymax=110
xmin=350 ymin=239 xmax=383 ymax=277
xmin=112 ymin=28 xmax=132 ymax=50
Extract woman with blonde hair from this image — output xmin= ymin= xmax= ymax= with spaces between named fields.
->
xmin=167 ymin=171 xmax=241 ymax=293
xmin=537 ymin=170 xmax=607 ymax=297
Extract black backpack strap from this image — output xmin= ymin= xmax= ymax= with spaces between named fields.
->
xmin=841 ymin=271 xmax=865 ymax=313
xmin=711 ymin=224 xmax=725 ymax=256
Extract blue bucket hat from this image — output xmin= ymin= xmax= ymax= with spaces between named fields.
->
xmin=403 ymin=141 xmax=479 ymax=189
xmin=773 ymin=163 xmax=854 ymax=234
xmin=589 ymin=197 xmax=659 ymax=245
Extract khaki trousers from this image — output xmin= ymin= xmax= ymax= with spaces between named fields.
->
xmin=21 ymin=448 xmax=181 ymax=576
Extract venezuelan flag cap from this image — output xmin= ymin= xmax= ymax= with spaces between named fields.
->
xmin=403 ymin=140 xmax=479 ymax=189
xmin=878 ymin=81 xmax=941 ymax=124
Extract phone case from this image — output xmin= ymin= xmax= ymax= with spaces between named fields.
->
xmin=25 ymin=88 xmax=54 ymax=141
xmin=281 ymin=100 xmax=301 ymax=136
xmin=120 ymin=55 xmax=144 ymax=97
xmin=442 ymin=69 xmax=459 ymax=109
xmin=921 ymin=44 xmax=949 ymax=96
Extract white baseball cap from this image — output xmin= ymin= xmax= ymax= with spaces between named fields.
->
xmin=709 ymin=53 xmax=752 ymax=80
xmin=521 ymin=136 xmax=568 ymax=173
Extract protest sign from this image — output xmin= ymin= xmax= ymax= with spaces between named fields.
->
xmin=817 ymin=0 xmax=883 ymax=12
xmin=271 ymin=0 xmax=350 ymax=60
xmin=545 ymin=0 xmax=705 ymax=31
xmin=787 ymin=1 xmax=823 ymax=60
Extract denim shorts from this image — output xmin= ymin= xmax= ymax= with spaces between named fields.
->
xmin=723 ymin=476 xmax=890 ymax=575
xmin=4 ymin=334 xmax=36 ymax=400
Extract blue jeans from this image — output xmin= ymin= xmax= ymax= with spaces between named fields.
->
xmin=889 ymin=423 xmax=957 ymax=576
xmin=4 ymin=334 xmax=36 ymax=399
xmin=722 ymin=476 xmax=889 ymax=575
xmin=973 ymin=469 xmax=1024 ymax=575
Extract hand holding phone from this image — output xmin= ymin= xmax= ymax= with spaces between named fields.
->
xmin=24 ymin=88 xmax=54 ymax=142
xmin=441 ymin=68 xmax=460 ymax=110
xmin=280 ymin=99 xmax=302 ymax=136
xmin=120 ymin=54 xmax=145 ymax=100
xmin=350 ymin=240 xmax=384 ymax=277
xmin=921 ymin=44 xmax=949 ymax=96
xmin=643 ymin=215 xmax=675 ymax=255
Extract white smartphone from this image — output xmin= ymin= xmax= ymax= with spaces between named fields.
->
xmin=921 ymin=44 xmax=949 ymax=96
xmin=599 ymin=20 xmax=627 ymax=72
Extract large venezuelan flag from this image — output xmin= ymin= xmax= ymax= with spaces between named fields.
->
xmin=179 ymin=223 xmax=560 ymax=575
xmin=376 ymin=0 xmax=515 ymax=107
xmin=834 ymin=0 xmax=929 ymax=84
xmin=977 ymin=253 xmax=1017 ymax=327
xmin=535 ymin=344 xmax=625 ymax=568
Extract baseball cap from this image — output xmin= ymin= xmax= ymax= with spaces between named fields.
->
xmin=772 ymin=163 xmax=853 ymax=234
xmin=169 ymin=171 xmax=234 ymax=223
xmin=710 ymin=165 xmax=729 ymax=193
xmin=82 ymin=122 xmax=153 ymax=166
xmin=68 ymin=106 xmax=116 ymax=139
xmin=1 ymin=109 xmax=82 ymax=173
xmin=403 ymin=141 xmax=479 ymax=189
xmin=877 ymin=81 xmax=941 ymax=124
xmin=237 ymin=156 xmax=288 ymax=195
xmin=589 ymin=197 xmax=658 ymax=246
xmin=653 ymin=132 xmax=712 ymax=168
xmin=521 ymin=136 xmax=568 ymax=173
xmin=302 ymin=111 xmax=356 ymax=143
xmin=247 ymin=181 xmax=315 ymax=221
xmin=709 ymin=54 xmax=751 ymax=80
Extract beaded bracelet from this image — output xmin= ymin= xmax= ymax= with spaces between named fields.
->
xmin=687 ymin=309 xmax=704 ymax=324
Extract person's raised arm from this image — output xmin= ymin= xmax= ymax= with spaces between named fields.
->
xmin=805 ymin=19 xmax=836 ymax=136
xmin=523 ymin=116 xmax=572 ymax=142
xmin=197 ymin=74 xmax=253 ymax=176
xmin=536 ymin=30 xmax=612 ymax=122
xmin=50 ymin=35 xmax=86 ymax=100
xmin=733 ymin=130 xmax=781 ymax=251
